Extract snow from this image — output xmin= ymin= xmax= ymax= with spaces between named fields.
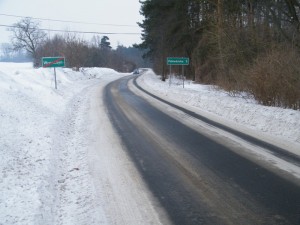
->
xmin=134 ymin=69 xmax=300 ymax=179
xmin=135 ymin=70 xmax=300 ymax=179
xmin=1 ymin=63 xmax=299 ymax=224
xmin=137 ymin=69 xmax=300 ymax=147
xmin=0 ymin=63 xmax=166 ymax=225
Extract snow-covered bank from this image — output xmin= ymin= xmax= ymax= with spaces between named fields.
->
xmin=0 ymin=63 xmax=165 ymax=225
xmin=0 ymin=63 xmax=85 ymax=225
xmin=137 ymin=70 xmax=300 ymax=149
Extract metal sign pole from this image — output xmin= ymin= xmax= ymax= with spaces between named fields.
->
xmin=166 ymin=57 xmax=189 ymax=88
xmin=54 ymin=67 xmax=57 ymax=89
xmin=42 ymin=57 xmax=65 ymax=90
xmin=169 ymin=65 xmax=172 ymax=87
xmin=182 ymin=65 xmax=185 ymax=88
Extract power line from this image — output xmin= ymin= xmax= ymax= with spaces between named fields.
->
xmin=0 ymin=13 xmax=139 ymax=28
xmin=0 ymin=24 xmax=141 ymax=35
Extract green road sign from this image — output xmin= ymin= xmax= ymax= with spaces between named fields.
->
xmin=167 ymin=57 xmax=189 ymax=65
xmin=42 ymin=57 xmax=65 ymax=68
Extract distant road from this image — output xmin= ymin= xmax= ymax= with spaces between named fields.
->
xmin=104 ymin=74 xmax=300 ymax=225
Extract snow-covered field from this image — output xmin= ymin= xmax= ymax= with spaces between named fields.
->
xmin=0 ymin=63 xmax=299 ymax=225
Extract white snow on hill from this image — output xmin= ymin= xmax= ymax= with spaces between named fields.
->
xmin=0 ymin=63 xmax=299 ymax=225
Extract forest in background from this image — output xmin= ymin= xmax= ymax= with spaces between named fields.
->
xmin=138 ymin=0 xmax=300 ymax=109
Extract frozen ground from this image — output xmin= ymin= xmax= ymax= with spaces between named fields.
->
xmin=1 ymin=64 xmax=299 ymax=224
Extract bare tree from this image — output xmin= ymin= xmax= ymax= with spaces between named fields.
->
xmin=63 ymin=32 xmax=89 ymax=70
xmin=91 ymin=35 xmax=102 ymax=48
xmin=9 ymin=17 xmax=46 ymax=67
xmin=1 ymin=43 xmax=13 ymax=60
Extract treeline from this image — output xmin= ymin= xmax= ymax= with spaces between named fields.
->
xmin=138 ymin=0 xmax=300 ymax=109
xmin=36 ymin=34 xmax=148 ymax=72
xmin=7 ymin=17 xmax=149 ymax=72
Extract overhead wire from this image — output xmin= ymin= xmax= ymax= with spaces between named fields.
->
xmin=0 ymin=13 xmax=139 ymax=27
xmin=0 ymin=12 xmax=141 ymax=36
xmin=0 ymin=24 xmax=141 ymax=35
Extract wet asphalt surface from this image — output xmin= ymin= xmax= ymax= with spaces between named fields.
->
xmin=104 ymin=75 xmax=300 ymax=225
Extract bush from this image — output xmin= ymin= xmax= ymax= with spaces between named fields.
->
xmin=246 ymin=45 xmax=300 ymax=110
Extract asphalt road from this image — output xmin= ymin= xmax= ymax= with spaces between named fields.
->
xmin=104 ymin=74 xmax=300 ymax=225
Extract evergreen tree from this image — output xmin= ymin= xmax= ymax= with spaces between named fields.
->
xmin=100 ymin=36 xmax=112 ymax=50
xmin=138 ymin=0 xmax=300 ymax=109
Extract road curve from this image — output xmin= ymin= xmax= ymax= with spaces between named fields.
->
xmin=104 ymin=74 xmax=300 ymax=225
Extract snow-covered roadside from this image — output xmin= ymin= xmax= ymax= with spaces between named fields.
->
xmin=2 ymin=63 xmax=298 ymax=224
xmin=0 ymin=63 xmax=165 ymax=225
xmin=0 ymin=63 xmax=76 ymax=225
xmin=136 ymin=69 xmax=300 ymax=151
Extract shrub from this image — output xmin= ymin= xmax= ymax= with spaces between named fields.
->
xmin=246 ymin=44 xmax=300 ymax=109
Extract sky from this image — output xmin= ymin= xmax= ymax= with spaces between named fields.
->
xmin=0 ymin=0 xmax=143 ymax=48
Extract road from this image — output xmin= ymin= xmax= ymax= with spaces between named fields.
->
xmin=104 ymin=74 xmax=300 ymax=225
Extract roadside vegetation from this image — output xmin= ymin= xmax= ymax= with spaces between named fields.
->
xmin=138 ymin=0 xmax=300 ymax=110
xmin=3 ymin=17 xmax=150 ymax=72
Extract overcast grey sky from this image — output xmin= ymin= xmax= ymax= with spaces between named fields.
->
xmin=0 ymin=0 xmax=143 ymax=48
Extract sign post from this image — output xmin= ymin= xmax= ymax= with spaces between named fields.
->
xmin=167 ymin=57 xmax=189 ymax=88
xmin=42 ymin=57 xmax=65 ymax=89
xmin=54 ymin=68 xmax=57 ymax=89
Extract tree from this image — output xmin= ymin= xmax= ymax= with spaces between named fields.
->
xmin=1 ymin=43 xmax=13 ymax=61
xmin=63 ymin=32 xmax=89 ymax=70
xmin=138 ymin=0 xmax=178 ymax=80
xmin=137 ymin=0 xmax=300 ymax=108
xmin=9 ymin=17 xmax=46 ymax=67
xmin=100 ymin=36 xmax=112 ymax=49
xmin=138 ymin=0 xmax=203 ymax=80
xmin=35 ymin=34 xmax=66 ymax=64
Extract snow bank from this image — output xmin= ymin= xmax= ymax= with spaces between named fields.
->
xmin=0 ymin=64 xmax=165 ymax=225
xmin=137 ymin=70 xmax=300 ymax=146
xmin=80 ymin=67 xmax=122 ymax=78
xmin=0 ymin=64 xmax=121 ymax=225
